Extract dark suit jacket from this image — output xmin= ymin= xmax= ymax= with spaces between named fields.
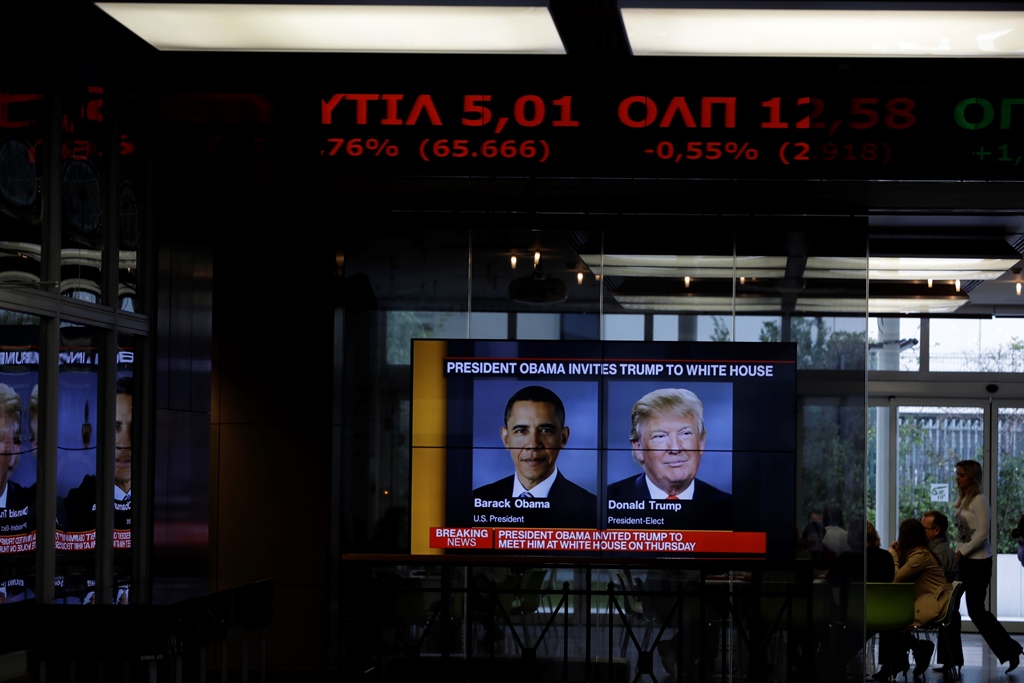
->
xmin=606 ymin=473 xmax=732 ymax=502
xmin=472 ymin=471 xmax=597 ymax=529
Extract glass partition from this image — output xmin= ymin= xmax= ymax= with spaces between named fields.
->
xmin=0 ymin=86 xmax=45 ymax=294
xmin=116 ymin=93 xmax=143 ymax=314
xmin=56 ymin=324 xmax=101 ymax=603
xmin=0 ymin=312 xmax=40 ymax=602
xmin=60 ymin=73 xmax=108 ymax=306
xmin=341 ymin=226 xmax=871 ymax=681
xmin=996 ymin=404 xmax=1024 ymax=623
xmin=113 ymin=334 xmax=135 ymax=603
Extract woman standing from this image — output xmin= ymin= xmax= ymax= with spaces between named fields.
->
xmin=873 ymin=518 xmax=950 ymax=681
xmin=954 ymin=459 xmax=1023 ymax=674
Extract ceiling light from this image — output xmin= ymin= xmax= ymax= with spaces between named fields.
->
xmin=791 ymin=296 xmax=967 ymax=314
xmin=95 ymin=2 xmax=566 ymax=53
xmin=619 ymin=3 xmax=1024 ymax=57
xmin=796 ymin=281 xmax=969 ymax=314
xmin=806 ymin=255 xmax=1022 ymax=280
xmin=806 ymin=237 xmax=1021 ymax=280
xmin=617 ymin=295 xmax=783 ymax=312
xmin=578 ymin=252 xmax=787 ymax=278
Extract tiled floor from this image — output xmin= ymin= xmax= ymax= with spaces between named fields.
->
xmin=622 ymin=630 xmax=1024 ymax=683
xmin=841 ymin=633 xmax=1024 ymax=683
xmin=348 ymin=617 xmax=1024 ymax=682
xmin=911 ymin=633 xmax=1024 ymax=683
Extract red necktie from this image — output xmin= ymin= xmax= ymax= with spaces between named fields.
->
xmin=667 ymin=495 xmax=679 ymax=500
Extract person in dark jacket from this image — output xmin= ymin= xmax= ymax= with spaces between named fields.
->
xmin=472 ymin=385 xmax=596 ymax=529
xmin=606 ymin=387 xmax=731 ymax=503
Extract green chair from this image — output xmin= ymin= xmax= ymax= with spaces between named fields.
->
xmin=844 ymin=582 xmax=916 ymax=630
xmin=845 ymin=582 xmax=916 ymax=673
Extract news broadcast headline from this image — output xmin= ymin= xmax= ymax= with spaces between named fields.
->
xmin=430 ymin=527 xmax=766 ymax=554
xmin=444 ymin=358 xmax=779 ymax=379
xmin=52 ymin=529 xmax=131 ymax=552
xmin=0 ymin=531 xmax=35 ymax=554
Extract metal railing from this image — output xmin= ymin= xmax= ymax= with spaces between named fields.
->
xmin=0 ymin=578 xmax=273 ymax=682
xmin=342 ymin=556 xmax=845 ymax=683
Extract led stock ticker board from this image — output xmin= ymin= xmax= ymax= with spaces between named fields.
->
xmin=321 ymin=85 xmax=1024 ymax=180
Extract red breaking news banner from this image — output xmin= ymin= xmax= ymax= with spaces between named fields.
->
xmin=430 ymin=527 xmax=765 ymax=554
xmin=0 ymin=531 xmax=35 ymax=554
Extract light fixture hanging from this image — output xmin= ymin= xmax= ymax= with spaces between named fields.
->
xmin=619 ymin=2 xmax=1024 ymax=58
xmin=95 ymin=1 xmax=567 ymax=54
xmin=509 ymin=243 xmax=567 ymax=304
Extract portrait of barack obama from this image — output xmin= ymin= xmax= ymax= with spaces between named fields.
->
xmin=472 ymin=385 xmax=597 ymax=529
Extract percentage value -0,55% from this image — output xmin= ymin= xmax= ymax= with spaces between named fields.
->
xmin=645 ymin=141 xmax=760 ymax=162
xmin=323 ymin=138 xmax=400 ymax=157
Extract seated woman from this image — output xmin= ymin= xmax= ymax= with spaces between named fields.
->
xmin=874 ymin=518 xmax=952 ymax=681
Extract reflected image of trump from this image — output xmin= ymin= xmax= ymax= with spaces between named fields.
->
xmin=607 ymin=388 xmax=732 ymax=502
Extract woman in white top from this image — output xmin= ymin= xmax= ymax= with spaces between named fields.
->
xmin=953 ymin=459 xmax=1024 ymax=674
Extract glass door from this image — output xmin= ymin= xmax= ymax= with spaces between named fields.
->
xmin=872 ymin=398 xmax=1024 ymax=631
xmin=893 ymin=402 xmax=985 ymax=534
xmin=995 ymin=404 xmax=1024 ymax=625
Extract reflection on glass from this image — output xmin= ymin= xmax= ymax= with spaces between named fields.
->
xmin=113 ymin=335 xmax=134 ymax=603
xmin=57 ymin=325 xmax=100 ymax=603
xmin=118 ymin=89 xmax=142 ymax=313
xmin=695 ymin=315 xmax=782 ymax=343
xmin=57 ymin=330 xmax=135 ymax=605
xmin=803 ymin=400 xmax=867 ymax=549
xmin=60 ymin=76 xmax=107 ymax=305
xmin=0 ymin=311 xmax=40 ymax=603
xmin=0 ymin=89 xmax=45 ymax=293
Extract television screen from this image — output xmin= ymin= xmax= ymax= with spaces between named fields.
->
xmin=410 ymin=339 xmax=797 ymax=559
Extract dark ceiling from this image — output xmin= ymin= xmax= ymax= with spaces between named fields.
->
xmin=13 ymin=1 xmax=1024 ymax=317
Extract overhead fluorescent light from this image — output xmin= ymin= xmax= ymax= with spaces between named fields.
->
xmin=95 ymin=2 xmax=566 ymax=53
xmin=795 ymin=296 xmax=967 ymax=314
xmin=796 ymin=280 xmax=968 ymax=314
xmin=617 ymin=295 xmax=784 ymax=311
xmin=806 ymin=234 xmax=1022 ymax=282
xmin=619 ymin=3 xmax=1024 ymax=57
xmin=579 ymin=253 xmax=787 ymax=278
xmin=806 ymin=255 xmax=1022 ymax=281
xmin=617 ymin=293 xmax=967 ymax=314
